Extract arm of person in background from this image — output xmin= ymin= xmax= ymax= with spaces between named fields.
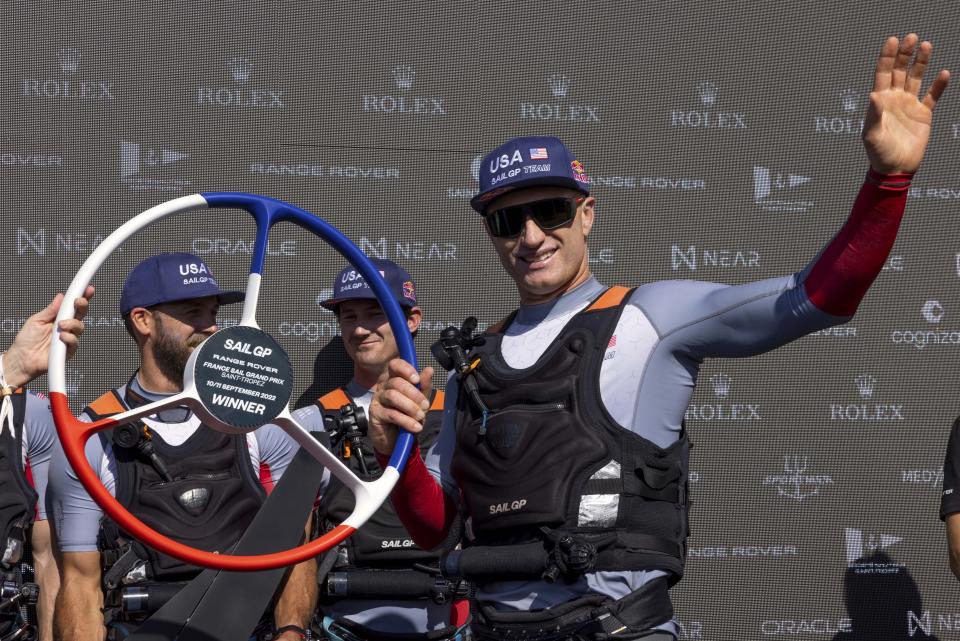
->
xmin=635 ymin=35 xmax=950 ymax=362
xmin=255 ymin=423 xmax=318 ymax=640
xmin=369 ymin=363 xmax=461 ymax=550
xmin=1 ymin=286 xmax=94 ymax=388
xmin=30 ymin=521 xmax=58 ymax=641
xmin=24 ymin=394 xmax=60 ymax=641
xmin=0 ymin=289 xmax=93 ymax=641
xmin=54 ymin=551 xmax=104 ymax=641
xmin=49 ymin=432 xmax=110 ymax=641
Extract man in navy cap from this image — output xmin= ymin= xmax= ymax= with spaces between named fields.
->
xmin=368 ymin=35 xmax=949 ymax=640
xmin=49 ymin=253 xmax=316 ymax=641
xmin=294 ymin=259 xmax=469 ymax=641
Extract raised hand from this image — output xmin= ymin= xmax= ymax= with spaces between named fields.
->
xmin=367 ymin=358 xmax=433 ymax=456
xmin=863 ymin=34 xmax=950 ymax=174
xmin=2 ymin=286 xmax=94 ymax=388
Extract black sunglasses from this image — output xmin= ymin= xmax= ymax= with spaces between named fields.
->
xmin=484 ymin=196 xmax=584 ymax=239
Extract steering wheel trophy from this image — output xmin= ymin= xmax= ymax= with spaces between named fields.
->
xmin=47 ymin=193 xmax=417 ymax=571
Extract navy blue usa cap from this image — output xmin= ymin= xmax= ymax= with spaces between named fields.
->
xmin=470 ymin=136 xmax=591 ymax=213
xmin=120 ymin=252 xmax=245 ymax=315
xmin=321 ymin=259 xmax=418 ymax=311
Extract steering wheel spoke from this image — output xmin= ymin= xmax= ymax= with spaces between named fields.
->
xmin=273 ymin=410 xmax=364 ymax=491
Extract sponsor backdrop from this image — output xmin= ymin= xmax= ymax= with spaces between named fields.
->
xmin=3 ymin=1 xmax=960 ymax=638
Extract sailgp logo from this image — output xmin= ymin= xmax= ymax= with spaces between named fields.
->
xmin=762 ymin=456 xmax=834 ymax=501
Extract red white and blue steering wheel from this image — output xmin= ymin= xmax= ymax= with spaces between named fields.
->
xmin=47 ymin=192 xmax=417 ymax=571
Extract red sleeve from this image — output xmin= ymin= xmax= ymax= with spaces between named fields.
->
xmin=377 ymin=446 xmax=457 ymax=550
xmin=803 ymin=168 xmax=912 ymax=317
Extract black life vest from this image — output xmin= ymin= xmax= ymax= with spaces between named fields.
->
xmin=85 ymin=384 xmax=265 ymax=583
xmin=450 ymin=286 xmax=690 ymax=581
xmin=315 ymin=388 xmax=449 ymax=586
xmin=0 ymin=388 xmax=38 ymax=570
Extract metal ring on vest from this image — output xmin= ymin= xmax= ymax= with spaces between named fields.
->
xmin=46 ymin=192 xmax=419 ymax=572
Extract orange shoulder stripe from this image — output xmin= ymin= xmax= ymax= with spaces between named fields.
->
xmin=585 ymin=286 xmax=630 ymax=312
xmin=318 ymin=388 xmax=351 ymax=411
xmin=87 ymin=391 xmax=126 ymax=416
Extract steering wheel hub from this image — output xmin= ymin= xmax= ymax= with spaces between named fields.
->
xmin=190 ymin=325 xmax=293 ymax=434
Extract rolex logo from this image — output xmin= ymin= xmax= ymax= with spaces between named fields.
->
xmin=696 ymin=81 xmax=718 ymax=107
xmin=840 ymin=89 xmax=859 ymax=113
xmin=547 ymin=73 xmax=569 ymax=98
xmin=58 ymin=47 xmax=80 ymax=74
xmin=392 ymin=64 xmax=415 ymax=91
xmin=710 ymin=373 xmax=731 ymax=399
xmin=228 ymin=56 xmax=252 ymax=83
xmin=854 ymin=374 xmax=876 ymax=399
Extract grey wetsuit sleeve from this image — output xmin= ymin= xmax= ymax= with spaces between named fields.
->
xmin=424 ymin=373 xmax=462 ymax=506
xmin=24 ymin=393 xmax=56 ymax=521
xmin=254 ymin=421 xmax=300 ymax=484
xmin=48 ymin=412 xmax=109 ymax=553
xmin=634 ymin=273 xmax=845 ymax=362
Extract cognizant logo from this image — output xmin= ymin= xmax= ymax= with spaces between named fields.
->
xmin=277 ymin=321 xmax=339 ymax=343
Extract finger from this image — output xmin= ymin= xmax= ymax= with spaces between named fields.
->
xmin=922 ymin=68 xmax=951 ymax=111
xmin=59 ymin=333 xmax=79 ymax=358
xmin=385 ymin=358 xmax=421 ymax=386
xmin=873 ymin=36 xmax=899 ymax=92
xmin=33 ymin=293 xmax=64 ymax=323
xmin=57 ymin=319 xmax=86 ymax=337
xmin=420 ymin=366 xmax=435 ymax=403
xmin=381 ymin=407 xmax=424 ymax=435
xmin=892 ymin=33 xmax=918 ymax=90
xmin=383 ymin=384 xmax=428 ymax=418
xmin=906 ymin=40 xmax=933 ymax=95
xmin=73 ymin=296 xmax=90 ymax=322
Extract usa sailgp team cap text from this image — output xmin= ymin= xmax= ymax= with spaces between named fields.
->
xmin=470 ymin=135 xmax=591 ymax=214
xmin=321 ymin=258 xmax=417 ymax=311
xmin=120 ymin=252 xmax=245 ymax=315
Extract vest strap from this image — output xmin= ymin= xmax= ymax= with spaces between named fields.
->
xmin=585 ymin=285 xmax=631 ymax=312
xmin=318 ymin=388 xmax=351 ymax=411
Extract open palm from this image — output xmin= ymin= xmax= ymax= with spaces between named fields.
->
xmin=863 ymin=34 xmax=950 ymax=174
